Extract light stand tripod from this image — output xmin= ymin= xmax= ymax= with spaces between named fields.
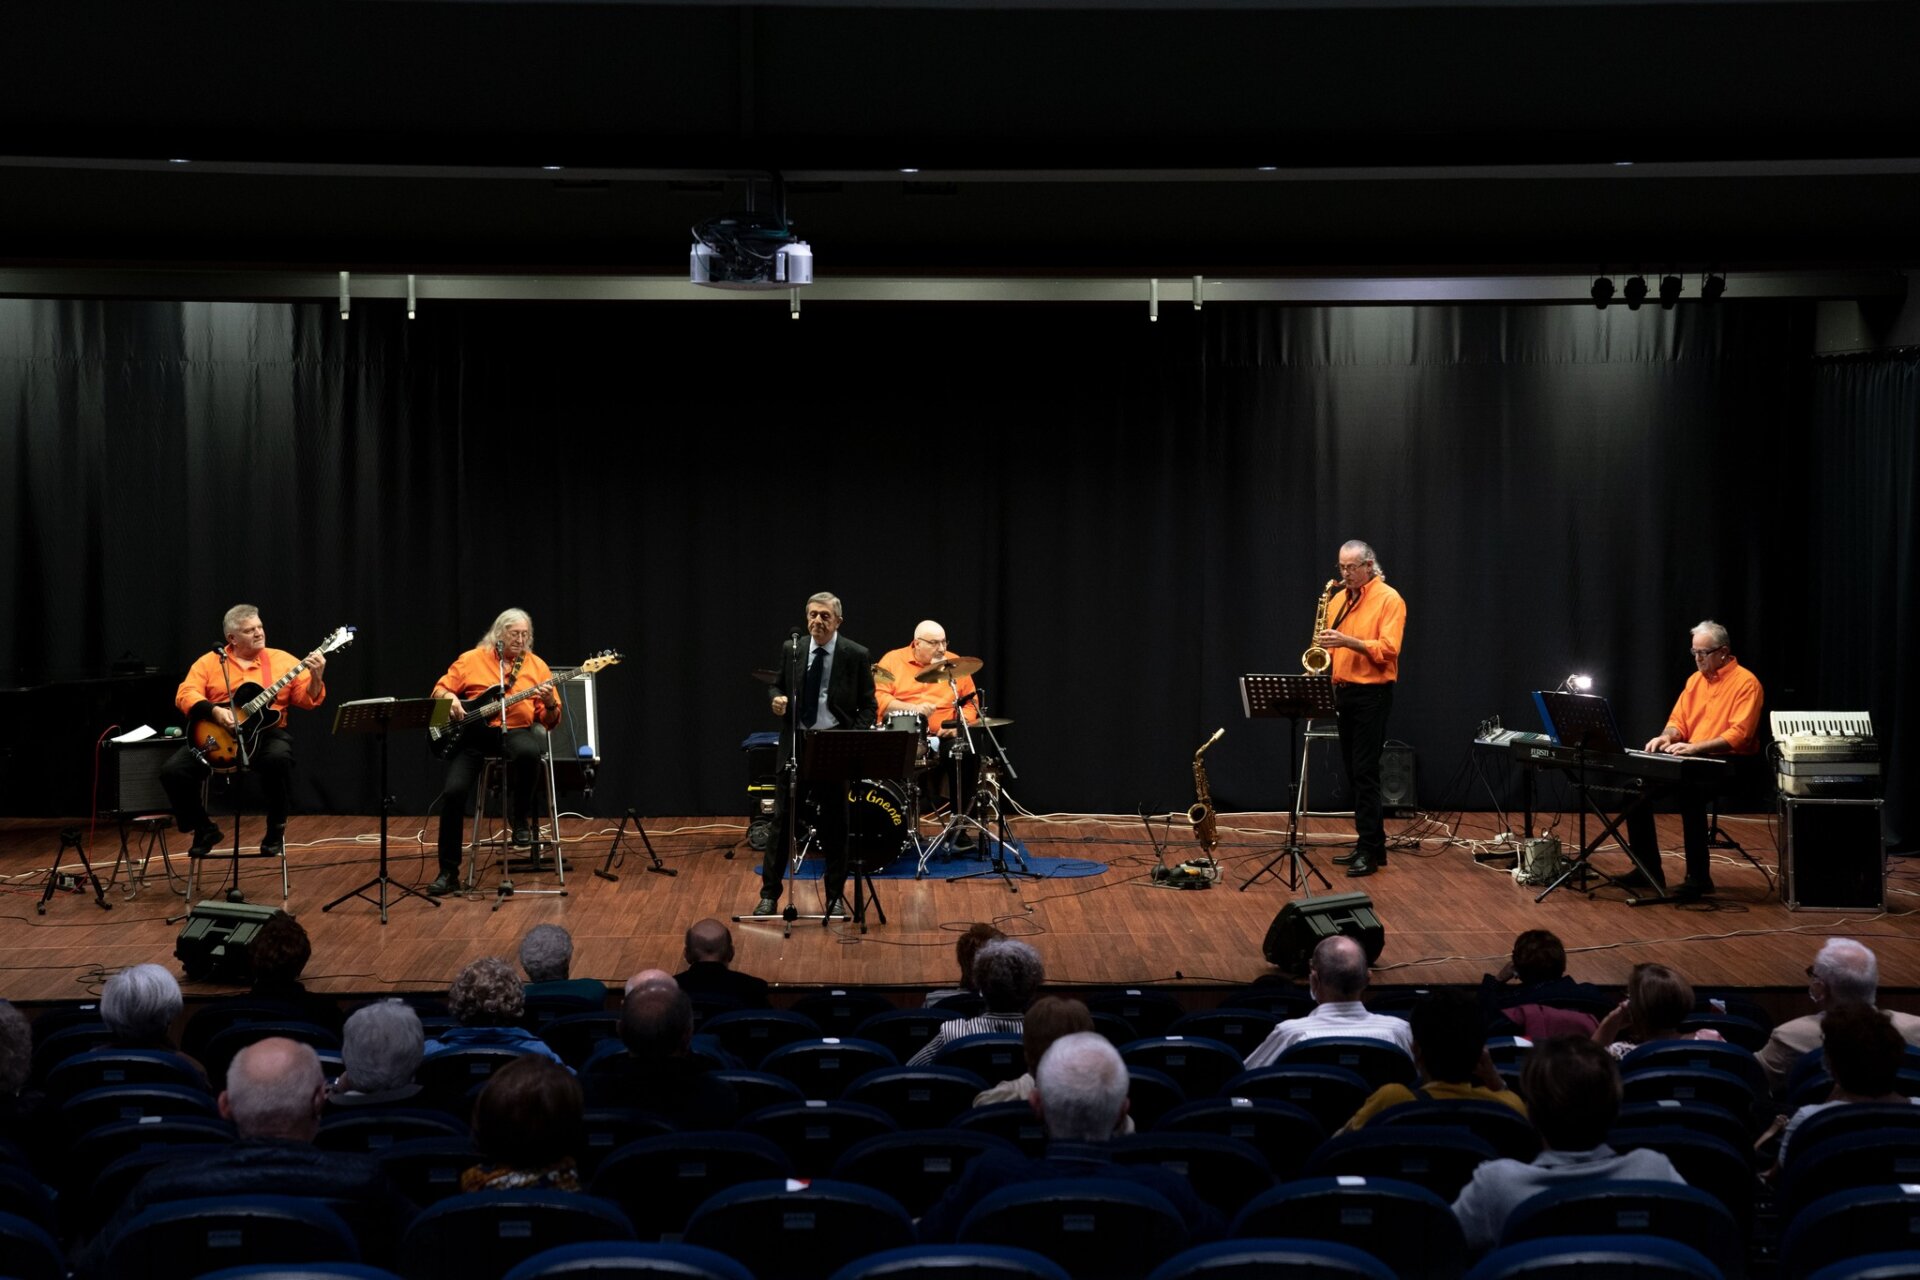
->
xmin=1237 ymin=673 xmax=1337 ymax=894
xmin=322 ymin=696 xmax=446 ymax=923
xmin=36 ymin=828 xmax=111 ymax=915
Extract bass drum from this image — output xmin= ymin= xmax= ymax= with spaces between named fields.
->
xmin=843 ymin=778 xmax=913 ymax=869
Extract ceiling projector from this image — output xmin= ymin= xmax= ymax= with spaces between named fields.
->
xmin=690 ymin=210 xmax=813 ymax=290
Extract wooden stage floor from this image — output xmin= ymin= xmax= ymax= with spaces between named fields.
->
xmin=2 ymin=810 xmax=1915 ymax=1010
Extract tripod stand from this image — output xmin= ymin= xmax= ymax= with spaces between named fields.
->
xmin=37 ymin=828 xmax=111 ymax=914
xmin=323 ymin=696 xmax=445 ymax=924
xmin=1238 ymin=673 xmax=1337 ymax=893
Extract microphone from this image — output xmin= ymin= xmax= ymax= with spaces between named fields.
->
xmin=956 ymin=689 xmax=980 ymax=707
xmin=212 ymin=646 xmax=228 ymax=658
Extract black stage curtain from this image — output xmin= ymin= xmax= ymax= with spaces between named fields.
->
xmin=1 ymin=297 xmax=1908 ymax=847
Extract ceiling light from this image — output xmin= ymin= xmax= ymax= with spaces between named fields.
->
xmin=1624 ymin=276 xmax=1648 ymax=311
xmin=1658 ymin=275 xmax=1683 ymax=309
xmin=1591 ymin=277 xmax=1615 ymax=310
xmin=1701 ymin=273 xmax=1727 ymax=301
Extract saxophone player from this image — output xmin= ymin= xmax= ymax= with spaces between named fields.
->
xmin=1317 ymin=540 xmax=1407 ymax=878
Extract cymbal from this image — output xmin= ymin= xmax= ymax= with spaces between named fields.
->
xmin=942 ymin=716 xmax=1015 ymax=730
xmin=915 ymin=655 xmax=984 ymax=683
xmin=751 ymin=669 xmax=779 ymax=685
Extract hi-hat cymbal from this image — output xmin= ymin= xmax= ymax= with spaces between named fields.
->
xmin=751 ymin=669 xmax=779 ymax=685
xmin=942 ymin=716 xmax=1015 ymax=730
xmin=915 ymin=655 xmax=984 ymax=682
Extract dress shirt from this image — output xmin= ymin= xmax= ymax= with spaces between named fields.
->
xmin=176 ymin=646 xmax=326 ymax=720
xmin=434 ymin=646 xmax=562 ymax=729
xmin=1327 ymin=576 xmax=1406 ymax=685
xmin=1663 ymin=656 xmax=1764 ymax=754
xmin=1242 ymin=1000 xmax=1413 ymax=1069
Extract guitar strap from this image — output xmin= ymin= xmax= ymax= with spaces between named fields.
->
xmin=497 ymin=652 xmax=528 ymax=725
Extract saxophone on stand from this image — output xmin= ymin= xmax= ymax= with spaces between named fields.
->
xmin=1154 ymin=728 xmax=1226 ymax=888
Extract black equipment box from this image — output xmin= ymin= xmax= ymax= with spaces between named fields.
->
xmin=100 ymin=737 xmax=181 ymax=818
xmin=1263 ymin=891 xmax=1386 ymax=974
xmin=1781 ymin=796 xmax=1884 ymax=912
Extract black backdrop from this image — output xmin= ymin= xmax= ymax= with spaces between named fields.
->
xmin=2 ymin=297 xmax=1911 ymax=848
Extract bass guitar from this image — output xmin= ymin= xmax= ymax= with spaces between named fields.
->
xmin=188 ymin=625 xmax=357 ymax=769
xmin=427 ymin=650 xmax=622 ymax=760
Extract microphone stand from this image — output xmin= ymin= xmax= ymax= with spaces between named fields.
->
xmin=742 ymin=629 xmax=808 ymax=933
xmin=216 ymin=646 xmax=251 ymax=904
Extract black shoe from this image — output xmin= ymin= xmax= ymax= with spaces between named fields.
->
xmin=1671 ymin=880 xmax=1716 ymax=902
xmin=824 ymin=897 xmax=849 ymax=917
xmin=261 ymin=828 xmax=286 ymax=858
xmin=1333 ymin=850 xmax=1359 ymax=865
xmin=1345 ymin=856 xmax=1378 ymax=878
xmin=427 ymin=871 xmax=460 ymax=897
xmin=753 ymin=896 xmax=779 ymax=916
xmin=512 ymin=826 xmax=535 ymax=848
xmin=187 ymin=826 xmax=223 ymax=857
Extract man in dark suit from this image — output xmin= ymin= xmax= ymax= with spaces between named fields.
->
xmin=675 ymin=918 xmax=772 ymax=1008
xmin=760 ymin=591 xmax=879 ymax=916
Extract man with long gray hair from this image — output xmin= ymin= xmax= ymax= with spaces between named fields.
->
xmin=1318 ymin=540 xmax=1406 ymax=879
xmin=426 ymin=607 xmax=564 ymax=896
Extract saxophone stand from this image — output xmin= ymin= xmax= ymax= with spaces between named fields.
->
xmin=36 ymin=828 xmax=112 ymax=915
xmin=1237 ymin=673 xmax=1336 ymax=893
xmin=322 ymin=696 xmax=446 ymax=923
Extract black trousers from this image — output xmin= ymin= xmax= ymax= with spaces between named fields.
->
xmin=435 ymin=724 xmax=549 ymax=874
xmin=1624 ymin=780 xmax=1715 ymax=889
xmin=160 ymin=729 xmax=295 ymax=834
xmin=1335 ymin=682 xmax=1394 ymax=860
xmin=763 ymin=780 xmax=849 ymax=904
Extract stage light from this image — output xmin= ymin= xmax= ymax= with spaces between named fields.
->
xmin=1624 ymin=276 xmax=1648 ymax=311
xmin=789 ymin=287 xmax=801 ymax=320
xmin=1563 ymin=673 xmax=1594 ymax=693
xmin=338 ymin=270 xmax=350 ymax=321
xmin=1148 ymin=278 xmax=1159 ymax=322
xmin=1701 ymin=272 xmax=1727 ymax=301
xmin=1591 ymin=277 xmax=1615 ymax=310
xmin=1193 ymin=275 xmax=1204 ymax=311
xmin=406 ymin=273 xmax=417 ymax=321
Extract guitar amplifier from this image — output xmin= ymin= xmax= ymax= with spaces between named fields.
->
xmin=1781 ymin=796 xmax=1885 ymax=912
xmin=100 ymin=737 xmax=182 ymax=818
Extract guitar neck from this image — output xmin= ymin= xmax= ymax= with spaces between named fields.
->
xmin=243 ymin=655 xmax=313 ymax=716
xmin=467 ymin=670 xmax=576 ymax=723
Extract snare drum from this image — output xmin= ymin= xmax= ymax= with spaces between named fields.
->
xmin=882 ymin=709 xmax=931 ymax=768
xmin=844 ymin=778 xmax=912 ymax=869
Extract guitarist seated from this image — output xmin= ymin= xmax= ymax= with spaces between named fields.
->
xmin=427 ymin=607 xmax=563 ymax=897
xmin=161 ymin=603 xmax=329 ymax=858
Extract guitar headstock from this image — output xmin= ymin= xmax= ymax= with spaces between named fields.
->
xmin=579 ymin=650 xmax=623 ymax=675
xmin=318 ymin=626 xmax=356 ymax=654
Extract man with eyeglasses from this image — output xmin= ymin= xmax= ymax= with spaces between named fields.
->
xmin=1318 ymin=540 xmax=1407 ymax=879
xmin=1625 ymin=619 xmax=1764 ymax=901
xmin=874 ymin=620 xmax=984 ymax=848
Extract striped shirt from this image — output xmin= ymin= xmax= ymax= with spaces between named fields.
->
xmin=908 ymin=1011 xmax=1026 ymax=1066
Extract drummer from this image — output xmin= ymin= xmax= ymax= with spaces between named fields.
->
xmin=873 ymin=620 xmax=980 ymax=747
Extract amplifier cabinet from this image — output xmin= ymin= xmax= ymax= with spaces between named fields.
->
xmin=100 ymin=737 xmax=182 ymax=818
xmin=1781 ymin=796 xmax=1885 ymax=912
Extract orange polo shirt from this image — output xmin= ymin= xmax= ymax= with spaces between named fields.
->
xmin=433 ymin=647 xmax=562 ymax=730
xmin=1328 ymin=576 xmax=1406 ymax=685
xmin=873 ymin=645 xmax=979 ymax=732
xmin=175 ymin=646 xmax=325 ymax=720
xmin=1666 ymin=656 xmax=1764 ymax=755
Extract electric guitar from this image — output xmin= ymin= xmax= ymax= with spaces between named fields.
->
xmin=188 ymin=625 xmax=356 ymax=769
xmin=427 ymin=650 xmax=622 ymax=760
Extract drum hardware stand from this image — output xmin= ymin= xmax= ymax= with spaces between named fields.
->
xmin=1237 ymin=673 xmax=1336 ymax=894
xmin=323 ymin=697 xmax=445 ymax=924
xmin=37 ymin=828 xmax=112 ymax=914
xmin=595 ymin=807 xmax=678 ymax=881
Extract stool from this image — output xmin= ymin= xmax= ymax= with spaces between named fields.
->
xmin=106 ymin=815 xmax=185 ymax=900
xmin=185 ymin=774 xmax=292 ymax=902
xmin=465 ymin=750 xmax=566 ymax=902
xmin=1297 ymin=720 xmax=1355 ymax=820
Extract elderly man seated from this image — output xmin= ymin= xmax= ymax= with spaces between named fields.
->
xmin=519 ymin=923 xmax=607 ymax=1006
xmin=328 ymin=1000 xmax=426 ymax=1107
xmin=1761 ymin=938 xmax=1920 ymax=1095
xmin=1244 ymin=934 xmax=1412 ymax=1068
xmin=909 ymin=938 xmax=1046 ymax=1069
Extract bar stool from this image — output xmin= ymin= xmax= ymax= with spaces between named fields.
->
xmin=184 ymin=774 xmax=292 ymax=902
xmin=465 ymin=748 xmax=566 ymax=901
xmin=1297 ymin=720 xmax=1355 ymax=820
xmin=106 ymin=814 xmax=185 ymax=900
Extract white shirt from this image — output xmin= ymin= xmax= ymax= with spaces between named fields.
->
xmin=1242 ymin=1000 xmax=1414 ymax=1069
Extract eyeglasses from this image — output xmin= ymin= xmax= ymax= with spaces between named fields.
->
xmin=914 ymin=637 xmax=946 ymax=648
xmin=1337 ymin=562 xmax=1368 ymax=574
xmin=1690 ymin=646 xmax=1726 ymax=660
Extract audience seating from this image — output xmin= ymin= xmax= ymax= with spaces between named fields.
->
xmin=954 ymin=1176 xmax=1191 ymax=1280
xmin=1780 ymin=1130 xmax=1920 ymax=1216
xmin=1229 ymin=1176 xmax=1467 ymax=1280
xmin=315 ymin=1107 xmax=468 ymax=1153
xmin=1788 ymin=1067 xmax=1920 ymax=1114
xmin=1087 ymin=990 xmax=1187 ymax=1039
xmin=1679 ymin=1012 xmax=1770 ymax=1054
xmin=1274 ymin=1039 xmax=1418 ymax=1092
xmin=1166 ymin=1010 xmax=1283 ymax=1059
xmin=1462 ymin=1235 xmax=1722 ymax=1280
xmin=1091 ymin=1011 xmax=1142 ymax=1049
xmin=1127 ymin=1066 xmax=1189 ymax=1130
xmin=1216 ymin=987 xmax=1316 ymax=1020
xmin=1109 ymin=1130 xmax=1275 ymax=1217
xmin=43 ymin=1046 xmax=206 ymax=1100
xmin=1153 ymin=1097 xmax=1324 ymax=1180
xmin=589 ymin=1131 xmax=793 ymax=1241
xmin=700 ymin=1010 xmax=824 ymax=1068
xmin=62 ymin=1112 xmax=235 ymax=1197
xmin=0 ymin=1164 xmax=57 ymax=1234
xmin=1146 ymin=1238 xmax=1396 ymax=1280
xmin=202 ymin=1021 xmax=343 ymax=1089
xmin=1619 ymin=1040 xmax=1768 ymax=1098
xmin=578 ymin=1108 xmax=678 ymax=1176
xmin=1498 ymin=1180 xmax=1742 ymax=1278
xmin=103 ymin=1194 xmax=362 ymax=1280
xmin=929 ymin=992 xmax=986 ymax=1016
xmin=950 ymin=1100 xmax=1049 ymax=1157
xmin=25 ymin=1003 xmax=104 ymax=1044
xmin=180 ymin=998 xmax=308 ymax=1061
xmin=501 ymin=1241 xmax=754 ymax=1280
xmin=760 ymin=1037 xmax=898 ymax=1100
xmin=1612 ymin=1100 xmax=1748 ymax=1153
xmin=735 ymin=1099 xmax=897 ymax=1177
xmin=371 ymin=1136 xmax=480 ymax=1208
xmin=854 ymin=1009 xmax=963 ymax=1063
xmin=1783 ymin=1102 xmax=1920 ymax=1163
xmin=831 ymin=1128 xmax=1020 ymax=1218
xmin=1783 ymin=1187 xmax=1920 ymax=1279
xmin=1367 ymin=1099 xmax=1541 ymax=1162
xmin=706 ymin=1068 xmax=806 ymax=1114
xmin=1617 ymin=1067 xmax=1758 ymax=1123
xmin=57 ymin=1081 xmax=221 ymax=1135
xmin=28 ymin=1022 xmax=117 ymax=1083
xmin=1121 ymin=1037 xmax=1246 ymax=1102
xmin=791 ymin=990 xmax=898 ymax=1038
xmin=416 ymin=1046 xmax=535 ymax=1113
xmin=398 ymin=1189 xmax=636 ymax=1280
xmin=932 ymin=1033 xmax=1027 ymax=1085
xmin=540 ymin=1013 xmax=621 ymax=1070
xmin=80 ymin=1144 xmax=227 ymax=1238
xmin=1302 ymin=1126 xmax=1497 ymax=1200
xmin=0 ymin=1207 xmax=70 ymax=1280
xmin=1217 ymin=1065 xmax=1367 ymax=1136
xmin=842 ymin=1065 xmax=989 ymax=1130
xmin=681 ymin=1179 xmax=915 ymax=1280
xmin=828 ymin=1243 xmax=1070 ymax=1280
xmin=197 ymin=1266 xmax=404 ymax=1280
xmin=1804 ymin=1250 xmax=1920 ymax=1280
xmin=522 ymin=992 xmax=606 ymax=1029
xmin=1606 ymin=1127 xmax=1754 ymax=1230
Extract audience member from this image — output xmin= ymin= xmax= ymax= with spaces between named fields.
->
xmin=909 ymin=939 xmax=1044 ymax=1068
xmin=1772 ymin=1003 xmax=1918 ymax=1165
xmin=422 ymin=957 xmax=565 ymax=1064
xmin=1593 ymin=962 xmax=1723 ymax=1059
xmin=101 ymin=962 xmax=188 ymax=1051
xmin=1451 ymin=1035 xmax=1685 ymax=1255
xmin=0 ymin=999 xmax=46 ymax=1155
xmin=462 ymin=1055 xmax=586 ymax=1191
xmin=917 ymin=1032 xmax=1224 ymax=1242
xmin=581 ymin=982 xmax=739 ymax=1126
xmin=80 ymin=1037 xmax=418 ymax=1275
xmin=1341 ymin=988 xmax=1528 ymax=1131
xmin=924 ymin=922 xmax=1005 ymax=1008
xmin=1244 ymin=935 xmax=1412 ymax=1068
xmin=519 ymin=924 xmax=608 ymax=1006
xmin=1760 ymin=938 xmax=1920 ymax=1095
xmin=328 ymin=1000 xmax=426 ymax=1107
xmin=973 ymin=996 xmax=1135 ymax=1133
xmin=1479 ymin=929 xmax=1606 ymax=1038
xmin=673 ymin=919 xmax=772 ymax=1009
xmin=624 ymin=968 xmax=676 ymax=996
xmin=246 ymin=911 xmax=345 ymax=1034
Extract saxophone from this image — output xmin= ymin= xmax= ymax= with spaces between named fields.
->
xmin=1186 ymin=727 xmax=1225 ymax=857
xmin=1302 ymin=578 xmax=1341 ymax=674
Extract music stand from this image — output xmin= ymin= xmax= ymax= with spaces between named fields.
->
xmin=323 ymin=696 xmax=448 ymax=924
xmin=796 ymin=729 xmax=917 ymax=933
xmin=1527 ymin=690 xmax=1656 ymax=903
xmin=1237 ymin=673 xmax=1337 ymax=893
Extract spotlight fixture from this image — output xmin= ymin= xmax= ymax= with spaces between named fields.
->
xmin=1562 ymin=673 xmax=1594 ymax=693
xmin=1591 ymin=277 xmax=1615 ymax=309
xmin=1658 ymin=275 xmax=1683 ymax=309
xmin=1701 ymin=272 xmax=1727 ymax=302
xmin=690 ymin=174 xmax=814 ymax=290
xmin=1623 ymin=276 xmax=1648 ymax=311
xmin=406 ymin=273 xmax=417 ymax=321
xmin=1148 ymin=278 xmax=1159 ymax=323
xmin=1192 ymin=275 xmax=1204 ymax=311
xmin=338 ymin=270 xmax=350 ymax=321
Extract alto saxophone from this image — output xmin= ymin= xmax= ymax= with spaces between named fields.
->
xmin=1186 ymin=727 xmax=1225 ymax=857
xmin=1302 ymin=578 xmax=1341 ymax=674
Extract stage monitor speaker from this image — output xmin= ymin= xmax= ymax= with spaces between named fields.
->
xmin=1782 ymin=796 xmax=1884 ymax=911
xmin=550 ymin=673 xmax=600 ymax=794
xmin=1380 ymin=743 xmax=1417 ymax=815
xmin=1263 ymin=891 xmax=1385 ymax=974
xmin=100 ymin=737 xmax=179 ymax=818
xmin=174 ymin=900 xmax=282 ymax=982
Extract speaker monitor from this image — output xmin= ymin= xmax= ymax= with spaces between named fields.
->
xmin=549 ymin=673 xmax=601 ymax=793
xmin=1263 ymin=891 xmax=1386 ymax=974
xmin=100 ymin=738 xmax=179 ymax=818
xmin=1782 ymin=796 xmax=1884 ymax=911
xmin=1380 ymin=743 xmax=1417 ymax=814
xmin=174 ymin=900 xmax=283 ymax=982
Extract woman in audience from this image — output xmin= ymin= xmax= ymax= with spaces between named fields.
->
xmin=1771 ymin=1003 xmax=1915 ymax=1166
xmin=100 ymin=963 xmax=207 ymax=1082
xmin=328 ymin=1000 xmax=426 ymax=1107
xmin=246 ymin=911 xmax=345 ymax=1034
xmin=1342 ymin=988 xmax=1528 ymax=1131
xmin=973 ymin=996 xmax=1136 ymax=1133
xmin=0 ymin=999 xmax=46 ymax=1152
xmin=924 ymin=922 xmax=1004 ymax=1008
xmin=1593 ymin=962 xmax=1724 ymax=1059
xmin=461 ymin=1054 xmax=584 ymax=1191
xmin=423 ymin=956 xmax=565 ymax=1064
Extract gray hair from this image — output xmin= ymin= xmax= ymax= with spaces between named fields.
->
xmin=1340 ymin=540 xmax=1383 ymax=579
xmin=1691 ymin=620 xmax=1731 ymax=650
xmin=1311 ymin=935 xmax=1370 ymax=1002
xmin=518 ymin=924 xmax=574 ymax=983
xmin=973 ymin=939 xmax=1046 ymax=1014
xmin=0 ymin=1000 xmax=29 ymax=1095
xmin=807 ymin=591 xmax=843 ymax=621
xmin=1035 ymin=1031 xmax=1130 ymax=1142
xmin=222 ymin=604 xmax=261 ymax=637
xmin=478 ymin=607 xmax=534 ymax=651
xmin=1814 ymin=937 xmax=1879 ymax=1006
xmin=101 ymin=963 xmax=183 ymax=1042
xmin=225 ymin=1037 xmax=325 ymax=1140
xmin=340 ymin=1000 xmax=424 ymax=1092
xmin=448 ymin=956 xmax=526 ymax=1026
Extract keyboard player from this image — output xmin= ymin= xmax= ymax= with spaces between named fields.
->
xmin=1627 ymin=620 xmax=1765 ymax=901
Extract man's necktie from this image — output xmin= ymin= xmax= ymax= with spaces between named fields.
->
xmin=802 ymin=646 xmax=826 ymax=727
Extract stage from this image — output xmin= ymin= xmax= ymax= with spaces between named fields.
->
xmin=1 ymin=809 xmax=1914 ymax=1015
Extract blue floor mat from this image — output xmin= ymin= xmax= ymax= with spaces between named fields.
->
xmin=759 ymin=836 xmax=1105 ymax=880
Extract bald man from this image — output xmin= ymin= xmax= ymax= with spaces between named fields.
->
xmin=874 ymin=620 xmax=980 ymax=741
xmin=674 ymin=918 xmax=771 ymax=1008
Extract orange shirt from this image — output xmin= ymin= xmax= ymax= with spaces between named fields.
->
xmin=1328 ymin=576 xmax=1406 ymax=685
xmin=873 ymin=645 xmax=979 ymax=732
xmin=433 ymin=646 xmax=562 ymax=730
xmin=175 ymin=646 xmax=325 ymax=720
xmin=1666 ymin=656 xmax=1764 ymax=755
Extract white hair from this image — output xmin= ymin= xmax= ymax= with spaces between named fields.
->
xmin=519 ymin=924 xmax=575 ymax=982
xmin=224 ymin=1037 xmax=325 ymax=1139
xmin=1340 ymin=540 xmax=1383 ymax=578
xmin=340 ymin=1000 xmax=424 ymax=1092
xmin=1035 ymin=1032 xmax=1130 ymax=1142
xmin=1814 ymin=937 xmax=1879 ymax=1006
xmin=1691 ymin=620 xmax=1730 ymax=650
xmin=101 ymin=963 xmax=183 ymax=1041
xmin=222 ymin=604 xmax=261 ymax=637
xmin=478 ymin=608 xmax=534 ymax=650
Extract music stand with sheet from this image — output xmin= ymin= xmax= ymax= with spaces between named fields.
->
xmin=1527 ymin=690 xmax=1662 ymax=903
xmin=323 ymin=696 xmax=448 ymax=923
xmin=1238 ymin=673 xmax=1338 ymax=893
